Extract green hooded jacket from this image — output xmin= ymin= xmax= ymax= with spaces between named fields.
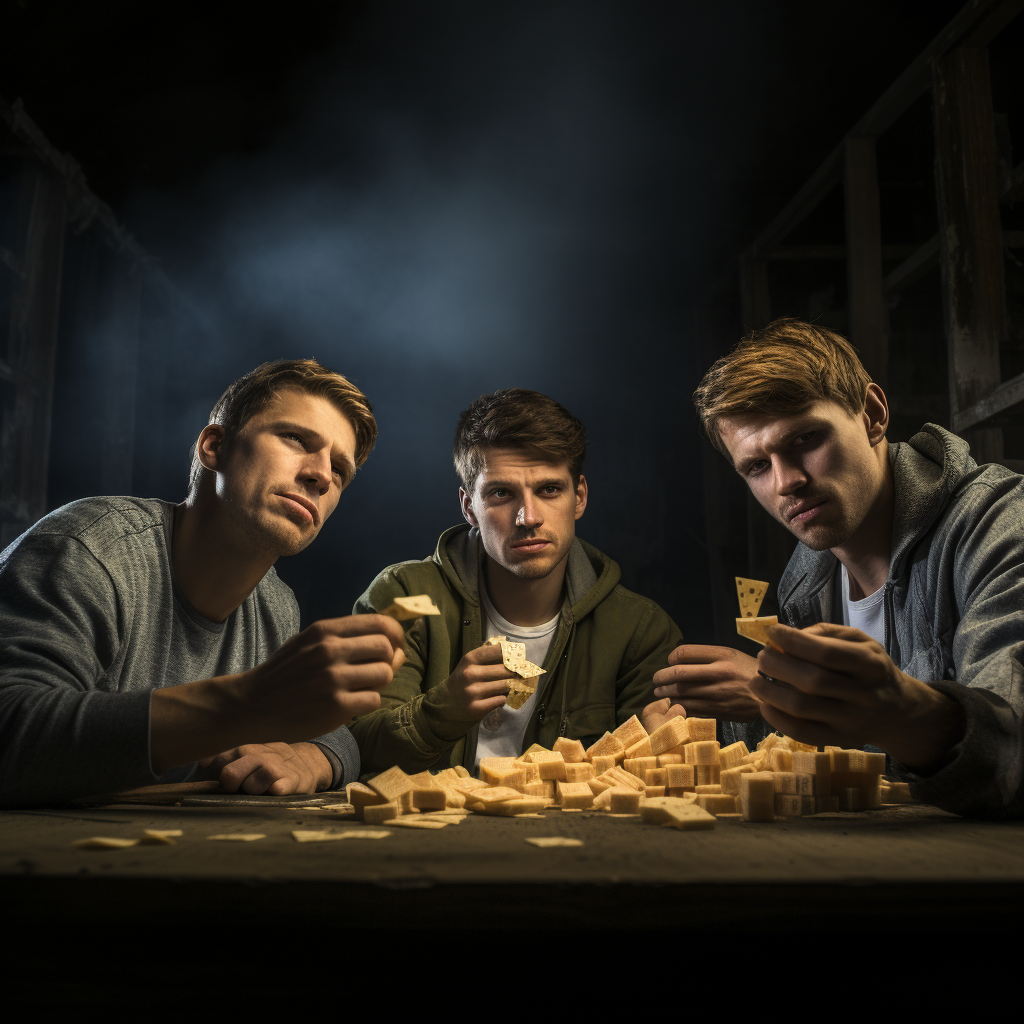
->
xmin=348 ymin=524 xmax=683 ymax=775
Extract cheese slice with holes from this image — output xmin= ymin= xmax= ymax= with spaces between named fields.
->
xmin=735 ymin=577 xmax=769 ymax=618
xmin=735 ymin=615 xmax=778 ymax=645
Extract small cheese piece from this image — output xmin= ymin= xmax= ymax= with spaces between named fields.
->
xmin=720 ymin=765 xmax=755 ymax=794
xmin=640 ymin=797 xmax=716 ymax=830
xmin=683 ymin=740 xmax=720 ymax=765
xmin=611 ymin=715 xmax=649 ymax=750
xmin=347 ymin=781 xmax=387 ymax=820
xmin=363 ymin=802 xmax=401 ymax=824
xmin=383 ymin=818 xmax=449 ymax=829
xmin=696 ymin=793 xmax=737 ymax=815
xmin=563 ymin=762 xmax=595 ymax=783
xmin=719 ymin=741 xmax=749 ymax=771
xmin=739 ymin=773 xmax=776 ymax=822
xmin=556 ymin=782 xmax=595 ymax=809
xmin=666 ymin=763 xmax=695 ymax=789
xmin=624 ymin=737 xmax=654 ymax=759
xmin=644 ymin=786 xmax=666 ymax=798
xmin=685 ymin=718 xmax=717 ymax=741
xmin=552 ymin=737 xmax=587 ymax=763
xmin=586 ymin=732 xmax=626 ymax=761
xmin=367 ymin=766 xmax=416 ymax=803
xmin=649 ymin=717 xmax=690 ymax=755
xmin=694 ymin=764 xmax=721 ymax=786
xmin=609 ymin=789 xmax=642 ymax=814
xmin=735 ymin=576 xmax=769 ymax=618
xmin=206 ymin=833 xmax=266 ymax=842
xmin=774 ymin=794 xmax=803 ymax=817
xmin=74 ymin=837 xmax=139 ymax=849
xmin=735 ymin=615 xmax=778 ymax=646
xmin=769 ymin=748 xmax=793 ymax=772
xmin=525 ymin=751 xmax=568 ymax=781
xmin=591 ymin=755 xmax=618 ymax=775
xmin=470 ymin=786 xmax=523 ymax=805
xmin=526 ymin=837 xmax=583 ymax=848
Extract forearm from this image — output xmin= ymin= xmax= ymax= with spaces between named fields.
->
xmin=308 ymin=726 xmax=360 ymax=790
xmin=876 ymin=678 xmax=966 ymax=773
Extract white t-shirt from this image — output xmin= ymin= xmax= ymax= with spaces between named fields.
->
xmin=475 ymin=586 xmax=560 ymax=767
xmin=840 ymin=563 xmax=886 ymax=646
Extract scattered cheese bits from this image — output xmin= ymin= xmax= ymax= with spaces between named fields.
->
xmin=207 ymin=833 xmax=266 ymax=842
xmin=526 ymin=837 xmax=584 ymax=848
xmin=74 ymin=837 xmax=139 ymax=849
xmin=382 ymin=818 xmax=450 ymax=829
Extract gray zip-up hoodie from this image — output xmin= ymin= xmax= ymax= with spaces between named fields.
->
xmin=727 ymin=424 xmax=1024 ymax=819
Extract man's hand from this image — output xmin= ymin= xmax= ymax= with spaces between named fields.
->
xmin=198 ymin=742 xmax=332 ymax=795
xmin=441 ymin=643 xmax=518 ymax=723
xmin=652 ymin=645 xmax=762 ymax=722
xmin=753 ymin=622 xmax=964 ymax=771
xmin=151 ymin=613 xmax=407 ymax=773
xmin=641 ymin=697 xmax=686 ymax=735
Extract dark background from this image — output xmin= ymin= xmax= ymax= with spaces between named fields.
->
xmin=0 ymin=0 xmax=968 ymax=636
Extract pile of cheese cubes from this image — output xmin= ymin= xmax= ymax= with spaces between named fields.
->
xmin=348 ymin=713 xmax=913 ymax=830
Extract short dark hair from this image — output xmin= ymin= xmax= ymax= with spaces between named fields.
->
xmin=189 ymin=358 xmax=377 ymax=496
xmin=693 ymin=318 xmax=872 ymax=455
xmin=453 ymin=388 xmax=587 ymax=490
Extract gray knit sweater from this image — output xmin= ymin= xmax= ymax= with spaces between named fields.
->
xmin=0 ymin=496 xmax=359 ymax=806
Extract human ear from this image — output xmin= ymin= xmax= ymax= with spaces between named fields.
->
xmin=574 ymin=474 xmax=589 ymax=521
xmin=196 ymin=425 xmax=227 ymax=471
xmin=863 ymin=384 xmax=889 ymax=446
xmin=459 ymin=486 xmax=479 ymax=527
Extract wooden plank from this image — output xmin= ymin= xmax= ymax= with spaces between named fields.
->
xmin=844 ymin=137 xmax=887 ymax=386
xmin=0 ymin=162 xmax=66 ymax=540
xmin=743 ymin=0 xmax=1019 ymax=263
xmin=932 ymin=46 xmax=1006 ymax=462
xmin=952 ymin=369 xmax=1024 ymax=432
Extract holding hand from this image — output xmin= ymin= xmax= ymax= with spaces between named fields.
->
xmin=652 ymin=644 xmax=762 ymax=722
xmin=442 ymin=643 xmax=518 ymax=723
xmin=753 ymin=622 xmax=964 ymax=770
xmin=198 ymin=741 xmax=332 ymax=795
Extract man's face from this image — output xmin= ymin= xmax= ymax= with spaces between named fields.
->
xmin=212 ymin=387 xmax=358 ymax=557
xmin=460 ymin=448 xmax=587 ymax=580
xmin=718 ymin=399 xmax=885 ymax=552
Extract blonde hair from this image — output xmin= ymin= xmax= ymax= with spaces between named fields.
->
xmin=189 ymin=359 xmax=377 ymax=496
xmin=693 ymin=318 xmax=872 ymax=454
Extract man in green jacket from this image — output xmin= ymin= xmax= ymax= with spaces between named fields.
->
xmin=349 ymin=388 xmax=683 ymax=775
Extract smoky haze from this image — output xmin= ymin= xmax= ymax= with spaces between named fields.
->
xmin=97 ymin=3 xmax=714 ymax=635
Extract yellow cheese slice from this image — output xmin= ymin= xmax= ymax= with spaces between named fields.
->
xmin=735 ymin=615 xmax=778 ymax=646
xmin=380 ymin=594 xmax=441 ymax=620
xmin=735 ymin=577 xmax=769 ymax=618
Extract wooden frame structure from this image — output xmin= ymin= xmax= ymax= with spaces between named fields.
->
xmin=0 ymin=99 xmax=208 ymax=547
xmin=698 ymin=0 xmax=1024 ymax=641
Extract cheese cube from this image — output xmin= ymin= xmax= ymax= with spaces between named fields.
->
xmin=624 ymin=737 xmax=654 ymax=759
xmin=557 ymin=781 xmax=595 ymax=809
xmin=772 ymin=772 xmax=799 ymax=795
xmin=666 ymin=763 xmax=695 ymax=789
xmin=774 ymin=793 xmax=803 ymax=816
xmin=552 ymin=737 xmax=587 ymax=763
xmin=686 ymin=718 xmax=717 ymax=741
xmin=739 ymin=772 xmax=776 ymax=821
xmin=347 ymin=781 xmax=387 ymax=818
xmin=697 ymin=793 xmax=737 ymax=815
xmin=609 ymin=789 xmax=642 ymax=814
xmin=563 ymin=762 xmax=595 ymax=783
xmin=683 ymin=740 xmax=720 ymax=765
xmin=609 ymin=766 xmax=646 ymax=791
xmin=367 ymin=766 xmax=415 ymax=802
xmin=363 ymin=801 xmax=400 ymax=824
xmin=719 ymin=741 xmax=749 ymax=770
xmin=800 ymin=795 xmax=817 ymax=815
xmin=649 ymin=717 xmax=690 ymax=755
xmin=624 ymin=756 xmax=658 ymax=778
xmin=694 ymin=764 xmax=721 ymax=787
xmin=586 ymin=732 xmax=626 ymax=761
xmin=612 ymin=715 xmax=649 ymax=750
xmin=694 ymin=784 xmax=722 ymax=793
xmin=591 ymin=755 xmax=618 ymax=775
xmin=768 ymin=748 xmax=793 ymax=772
xmin=887 ymin=782 xmax=912 ymax=803
xmin=526 ymin=751 xmax=567 ymax=781
xmin=645 ymin=768 xmax=668 ymax=787
xmin=657 ymin=754 xmax=684 ymax=766
xmin=412 ymin=787 xmax=447 ymax=810
xmin=644 ymin=785 xmax=666 ymax=798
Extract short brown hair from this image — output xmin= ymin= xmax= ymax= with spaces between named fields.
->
xmin=453 ymin=389 xmax=587 ymax=490
xmin=693 ymin=318 xmax=872 ymax=455
xmin=189 ymin=358 xmax=377 ymax=495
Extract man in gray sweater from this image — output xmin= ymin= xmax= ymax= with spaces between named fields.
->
xmin=0 ymin=358 xmax=405 ymax=807
xmin=654 ymin=318 xmax=1024 ymax=819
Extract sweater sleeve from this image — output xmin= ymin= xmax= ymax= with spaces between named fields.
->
xmin=887 ymin=482 xmax=1024 ymax=819
xmin=0 ymin=534 xmax=161 ymax=807
xmin=614 ymin=599 xmax=684 ymax=725
xmin=346 ymin=571 xmax=467 ymax=776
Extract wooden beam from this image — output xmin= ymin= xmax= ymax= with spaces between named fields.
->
xmin=953 ymin=369 xmax=1024 ymax=432
xmin=932 ymin=46 xmax=1007 ymax=462
xmin=844 ymin=137 xmax=888 ymax=386
xmin=742 ymin=0 xmax=1020 ymax=264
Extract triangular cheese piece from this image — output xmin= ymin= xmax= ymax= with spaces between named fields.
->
xmin=735 ymin=615 xmax=778 ymax=646
xmin=735 ymin=577 xmax=769 ymax=618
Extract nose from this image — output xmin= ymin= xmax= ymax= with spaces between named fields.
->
xmin=771 ymin=454 xmax=808 ymax=495
xmin=301 ymin=450 xmax=332 ymax=495
xmin=516 ymin=492 xmax=543 ymax=528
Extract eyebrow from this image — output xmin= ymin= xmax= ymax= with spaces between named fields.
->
xmin=482 ymin=477 xmax=567 ymax=491
xmin=734 ymin=419 xmax=827 ymax=474
xmin=269 ymin=420 xmax=356 ymax=485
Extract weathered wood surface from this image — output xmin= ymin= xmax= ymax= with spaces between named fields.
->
xmin=4 ymin=804 xmax=1024 ymax=930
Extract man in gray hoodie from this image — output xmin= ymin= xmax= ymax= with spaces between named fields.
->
xmin=0 ymin=359 xmax=405 ymax=807
xmin=655 ymin=318 xmax=1024 ymax=819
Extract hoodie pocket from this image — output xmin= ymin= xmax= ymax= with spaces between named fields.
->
xmin=563 ymin=703 xmax=616 ymax=741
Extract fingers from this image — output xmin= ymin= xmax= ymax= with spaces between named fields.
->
xmin=306 ymin=614 xmax=407 ymax=652
xmin=750 ymin=670 xmax=846 ymax=723
xmin=473 ymin=694 xmax=508 ymax=717
xmin=466 ymin=644 xmax=508 ymax=665
xmin=667 ymin=644 xmax=740 ymax=666
xmin=645 ymin=697 xmax=673 ymax=717
xmin=765 ymin=623 xmax=878 ymax=672
xmin=756 ymin=646 xmax=875 ymax=706
xmin=215 ymin=743 xmax=320 ymax=795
